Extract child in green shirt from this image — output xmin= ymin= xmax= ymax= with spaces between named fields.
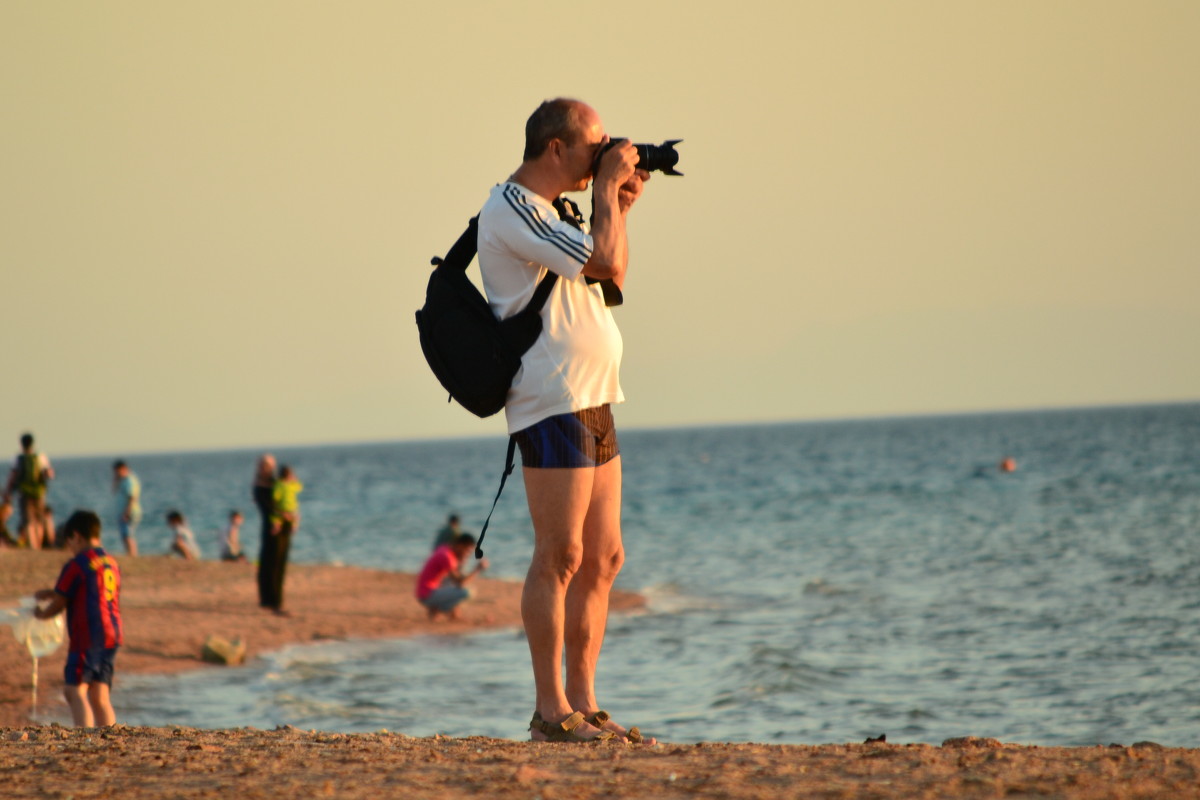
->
xmin=270 ymin=465 xmax=303 ymax=535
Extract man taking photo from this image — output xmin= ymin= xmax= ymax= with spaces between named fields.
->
xmin=477 ymin=98 xmax=653 ymax=745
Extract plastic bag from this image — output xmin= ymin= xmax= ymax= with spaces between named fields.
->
xmin=2 ymin=599 xmax=65 ymax=658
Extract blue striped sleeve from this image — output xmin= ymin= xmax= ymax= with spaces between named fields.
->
xmin=501 ymin=184 xmax=592 ymax=265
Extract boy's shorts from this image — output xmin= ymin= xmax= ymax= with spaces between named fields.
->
xmin=513 ymin=405 xmax=620 ymax=469
xmin=117 ymin=517 xmax=139 ymax=546
xmin=65 ymin=647 xmax=117 ymax=687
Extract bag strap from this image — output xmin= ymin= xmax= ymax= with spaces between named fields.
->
xmin=526 ymin=270 xmax=558 ymax=313
xmin=554 ymin=197 xmax=585 ymax=229
xmin=432 ymin=215 xmax=479 ymax=271
xmin=427 ymin=207 xmax=563 ymax=559
xmin=433 ymin=215 xmax=559 ymax=308
xmin=474 ymin=436 xmax=517 ymax=559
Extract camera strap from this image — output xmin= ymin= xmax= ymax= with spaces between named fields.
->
xmin=558 ymin=196 xmax=623 ymax=307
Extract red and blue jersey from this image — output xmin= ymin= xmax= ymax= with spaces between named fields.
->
xmin=54 ymin=547 xmax=123 ymax=652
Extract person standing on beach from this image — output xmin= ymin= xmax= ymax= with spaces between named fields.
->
xmin=3 ymin=432 xmax=55 ymax=550
xmin=34 ymin=509 xmax=123 ymax=727
xmin=477 ymin=98 xmax=652 ymax=744
xmin=111 ymin=460 xmax=142 ymax=556
xmin=260 ymin=464 xmax=301 ymax=615
xmin=252 ymin=454 xmax=278 ymax=609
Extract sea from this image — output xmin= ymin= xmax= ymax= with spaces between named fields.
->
xmin=34 ymin=403 xmax=1200 ymax=746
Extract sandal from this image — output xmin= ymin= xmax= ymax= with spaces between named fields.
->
xmin=586 ymin=709 xmax=652 ymax=745
xmin=529 ymin=710 xmax=617 ymax=743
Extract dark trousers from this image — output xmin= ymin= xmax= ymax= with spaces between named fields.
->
xmin=257 ymin=523 xmax=292 ymax=609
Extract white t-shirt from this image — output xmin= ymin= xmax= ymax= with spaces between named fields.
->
xmin=478 ymin=181 xmax=624 ymax=434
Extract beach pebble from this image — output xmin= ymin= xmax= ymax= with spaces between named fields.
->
xmin=942 ymin=737 xmax=1002 ymax=749
xmin=9 ymin=731 xmax=29 ymax=742
xmin=513 ymin=763 xmax=552 ymax=783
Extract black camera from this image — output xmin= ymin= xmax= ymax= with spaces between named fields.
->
xmin=595 ymin=138 xmax=683 ymax=176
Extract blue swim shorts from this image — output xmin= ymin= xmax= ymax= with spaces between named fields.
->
xmin=117 ymin=517 xmax=139 ymax=545
xmin=513 ymin=405 xmax=620 ymax=469
xmin=64 ymin=647 xmax=118 ymax=687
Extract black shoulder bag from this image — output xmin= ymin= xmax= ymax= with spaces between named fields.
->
xmin=415 ymin=198 xmax=595 ymax=557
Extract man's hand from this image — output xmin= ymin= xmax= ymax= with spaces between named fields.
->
xmin=585 ymin=142 xmax=643 ymax=287
xmin=594 ymin=139 xmax=639 ymax=195
xmin=618 ymin=170 xmax=650 ymax=213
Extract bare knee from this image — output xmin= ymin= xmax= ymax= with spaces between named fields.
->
xmin=530 ymin=541 xmax=584 ymax=585
xmin=581 ymin=543 xmax=624 ymax=584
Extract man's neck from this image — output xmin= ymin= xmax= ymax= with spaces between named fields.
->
xmin=509 ymin=162 xmax=566 ymax=201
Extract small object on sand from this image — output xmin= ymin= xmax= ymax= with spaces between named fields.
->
xmin=864 ymin=733 xmax=887 ymax=744
xmin=942 ymin=736 xmax=1002 ymax=749
xmin=201 ymin=635 xmax=246 ymax=665
xmin=5 ymin=599 xmax=65 ymax=719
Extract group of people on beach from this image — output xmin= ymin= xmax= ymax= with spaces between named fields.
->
xmin=21 ymin=97 xmax=658 ymax=745
xmin=12 ymin=435 xmax=308 ymax=726
xmin=0 ymin=433 xmax=298 ymax=569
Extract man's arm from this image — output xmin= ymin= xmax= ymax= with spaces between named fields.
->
xmin=583 ymin=141 xmax=644 ymax=289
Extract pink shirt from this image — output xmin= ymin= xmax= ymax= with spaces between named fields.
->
xmin=416 ymin=545 xmax=459 ymax=600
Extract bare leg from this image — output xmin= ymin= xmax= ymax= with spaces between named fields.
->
xmin=563 ymin=456 xmax=623 ymax=713
xmin=520 ymin=465 xmax=606 ymax=740
xmin=64 ymin=684 xmax=94 ymax=727
xmin=559 ymin=458 xmax=652 ymax=743
xmin=88 ymin=682 xmax=116 ymax=726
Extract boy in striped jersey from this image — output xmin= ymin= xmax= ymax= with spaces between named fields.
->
xmin=35 ymin=509 xmax=123 ymax=727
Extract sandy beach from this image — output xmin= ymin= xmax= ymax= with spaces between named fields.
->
xmin=3 ymin=550 xmax=1199 ymax=799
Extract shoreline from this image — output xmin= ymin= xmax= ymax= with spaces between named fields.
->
xmin=6 ymin=551 xmax=1200 ymax=797
xmin=0 ymin=550 xmax=642 ymax=728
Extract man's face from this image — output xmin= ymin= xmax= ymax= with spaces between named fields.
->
xmin=563 ymin=106 xmax=607 ymax=191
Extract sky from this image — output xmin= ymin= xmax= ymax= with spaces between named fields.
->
xmin=2 ymin=1 xmax=1197 ymax=457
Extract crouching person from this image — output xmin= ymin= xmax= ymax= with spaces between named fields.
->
xmin=415 ymin=533 xmax=488 ymax=620
xmin=34 ymin=510 xmax=123 ymax=727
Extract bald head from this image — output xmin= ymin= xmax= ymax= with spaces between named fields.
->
xmin=523 ymin=98 xmax=596 ymax=161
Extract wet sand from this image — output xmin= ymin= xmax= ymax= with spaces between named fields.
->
xmin=4 ymin=550 xmax=1199 ymax=799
